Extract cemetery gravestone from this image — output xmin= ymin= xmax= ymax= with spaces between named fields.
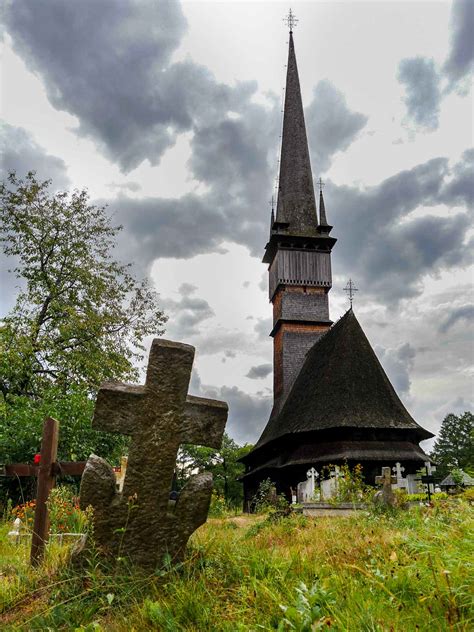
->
xmin=80 ymin=339 xmax=228 ymax=569
xmin=375 ymin=466 xmax=397 ymax=506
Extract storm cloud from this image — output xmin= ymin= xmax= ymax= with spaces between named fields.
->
xmin=398 ymin=0 xmax=473 ymax=129
xmin=306 ymin=80 xmax=368 ymax=174
xmin=246 ymin=364 xmax=273 ymax=380
xmin=2 ymin=0 xmax=254 ymax=172
xmin=328 ymin=151 xmax=473 ymax=304
xmin=444 ymin=0 xmax=474 ymax=87
xmin=398 ymin=57 xmax=441 ymax=131
xmin=0 ymin=122 xmax=70 ymax=188
xmin=160 ymin=283 xmax=214 ymax=338
xmin=439 ymin=304 xmax=474 ymax=333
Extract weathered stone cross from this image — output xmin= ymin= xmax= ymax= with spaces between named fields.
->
xmin=80 ymin=339 xmax=228 ymax=569
xmin=375 ymin=466 xmax=397 ymax=506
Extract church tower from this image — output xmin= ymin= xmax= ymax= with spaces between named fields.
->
xmin=240 ymin=19 xmax=433 ymax=508
xmin=264 ymin=28 xmax=336 ymax=416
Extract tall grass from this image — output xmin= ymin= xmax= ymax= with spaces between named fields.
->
xmin=1 ymin=500 xmax=472 ymax=630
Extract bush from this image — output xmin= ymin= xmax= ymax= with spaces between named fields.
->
xmin=10 ymin=485 xmax=92 ymax=534
xmin=251 ymin=478 xmax=288 ymax=513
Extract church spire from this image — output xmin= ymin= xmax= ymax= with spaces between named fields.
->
xmin=275 ymin=28 xmax=318 ymax=237
xmin=317 ymin=180 xmax=332 ymax=235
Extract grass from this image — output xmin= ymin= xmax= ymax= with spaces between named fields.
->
xmin=0 ymin=500 xmax=473 ymax=630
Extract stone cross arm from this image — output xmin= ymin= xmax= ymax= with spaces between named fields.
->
xmin=182 ymin=395 xmax=228 ymax=449
xmin=376 ymin=467 xmax=397 ymax=486
xmin=92 ymin=385 xmax=227 ymax=449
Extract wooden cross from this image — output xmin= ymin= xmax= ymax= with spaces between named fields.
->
xmin=1 ymin=417 xmax=86 ymax=565
xmin=80 ymin=338 xmax=228 ymax=568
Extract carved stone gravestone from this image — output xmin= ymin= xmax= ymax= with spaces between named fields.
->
xmin=80 ymin=339 xmax=228 ymax=569
xmin=374 ymin=466 xmax=397 ymax=507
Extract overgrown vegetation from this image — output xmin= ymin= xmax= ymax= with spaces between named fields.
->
xmin=1 ymin=497 xmax=472 ymax=630
xmin=0 ymin=172 xmax=167 ymax=503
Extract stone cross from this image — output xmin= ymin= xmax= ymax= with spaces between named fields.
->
xmin=306 ymin=467 xmax=319 ymax=499
xmin=392 ymin=462 xmax=405 ymax=482
xmin=80 ymin=339 xmax=228 ymax=569
xmin=375 ymin=466 xmax=397 ymax=506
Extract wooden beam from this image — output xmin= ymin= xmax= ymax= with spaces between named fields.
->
xmin=30 ymin=417 xmax=59 ymax=566
xmin=2 ymin=462 xmax=86 ymax=477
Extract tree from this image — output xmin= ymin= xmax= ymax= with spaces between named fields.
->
xmin=176 ymin=433 xmax=253 ymax=508
xmin=0 ymin=172 xmax=167 ymax=500
xmin=430 ymin=412 xmax=474 ymax=478
xmin=0 ymin=172 xmax=166 ymax=399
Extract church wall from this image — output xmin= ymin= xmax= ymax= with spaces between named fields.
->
xmin=273 ymin=322 xmax=329 ymax=408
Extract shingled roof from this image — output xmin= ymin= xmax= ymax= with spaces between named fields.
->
xmin=253 ymin=309 xmax=433 ymax=451
xmin=275 ymin=32 xmax=319 ymax=237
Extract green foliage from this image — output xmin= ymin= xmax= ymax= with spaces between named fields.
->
xmin=176 ymin=433 xmax=252 ymax=509
xmin=431 ymin=411 xmax=474 ymax=478
xmin=0 ymin=172 xmax=166 ymax=398
xmin=1 ymin=500 xmax=473 ymax=630
xmin=10 ymin=485 xmax=92 ymax=535
xmin=251 ymin=477 xmax=289 ymax=513
xmin=278 ymin=581 xmax=334 ymax=631
xmin=0 ymin=172 xmax=166 ymax=500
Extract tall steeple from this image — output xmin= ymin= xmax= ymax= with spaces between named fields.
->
xmin=263 ymin=18 xmax=337 ymax=416
xmin=275 ymin=31 xmax=318 ymax=236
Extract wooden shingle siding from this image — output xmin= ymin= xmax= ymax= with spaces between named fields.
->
xmin=269 ymin=249 xmax=332 ymax=299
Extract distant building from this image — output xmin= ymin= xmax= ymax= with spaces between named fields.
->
xmin=240 ymin=28 xmax=433 ymax=506
xmin=439 ymin=470 xmax=474 ymax=490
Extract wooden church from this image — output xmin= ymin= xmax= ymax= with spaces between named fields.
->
xmin=240 ymin=27 xmax=433 ymax=505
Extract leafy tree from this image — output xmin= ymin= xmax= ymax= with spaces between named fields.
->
xmin=176 ymin=433 xmax=253 ymax=508
xmin=0 ymin=172 xmax=167 ymax=500
xmin=430 ymin=412 xmax=474 ymax=478
xmin=0 ymin=172 xmax=166 ymax=399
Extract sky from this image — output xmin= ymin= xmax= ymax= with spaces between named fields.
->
xmin=1 ymin=0 xmax=473 ymax=450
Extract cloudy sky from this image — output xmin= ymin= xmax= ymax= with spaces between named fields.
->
xmin=1 ymin=0 xmax=473 ymax=449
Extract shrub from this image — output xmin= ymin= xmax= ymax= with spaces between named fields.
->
xmin=251 ymin=478 xmax=288 ymax=513
xmin=10 ymin=485 xmax=92 ymax=534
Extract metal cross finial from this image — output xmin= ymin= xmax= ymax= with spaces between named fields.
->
xmin=284 ymin=8 xmax=298 ymax=32
xmin=317 ymin=177 xmax=325 ymax=193
xmin=344 ymin=278 xmax=359 ymax=308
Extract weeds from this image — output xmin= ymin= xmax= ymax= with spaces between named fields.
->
xmin=0 ymin=498 xmax=472 ymax=630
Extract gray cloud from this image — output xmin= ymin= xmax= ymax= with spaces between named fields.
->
xmin=160 ymin=283 xmax=214 ymax=338
xmin=246 ymin=363 xmax=272 ymax=380
xmin=0 ymin=122 xmax=70 ymax=188
xmin=3 ymin=1 xmax=188 ymax=171
xmin=398 ymin=57 xmax=441 ymax=131
xmin=188 ymin=370 xmax=271 ymax=445
xmin=375 ymin=342 xmax=416 ymax=396
xmin=2 ymin=1 xmax=263 ymax=173
xmin=254 ymin=318 xmax=272 ymax=341
xmin=328 ymin=152 xmax=473 ymax=304
xmin=306 ymin=80 xmax=368 ymax=175
xmin=398 ymin=1 xmax=474 ymax=129
xmin=107 ymin=181 xmax=141 ymax=193
xmin=444 ymin=0 xmax=474 ymax=87
xmin=439 ymin=304 xmax=474 ymax=333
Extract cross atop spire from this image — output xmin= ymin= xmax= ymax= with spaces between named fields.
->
xmin=284 ymin=8 xmax=298 ymax=33
xmin=344 ymin=279 xmax=359 ymax=308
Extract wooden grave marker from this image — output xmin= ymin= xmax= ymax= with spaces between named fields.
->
xmin=1 ymin=417 xmax=87 ymax=565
